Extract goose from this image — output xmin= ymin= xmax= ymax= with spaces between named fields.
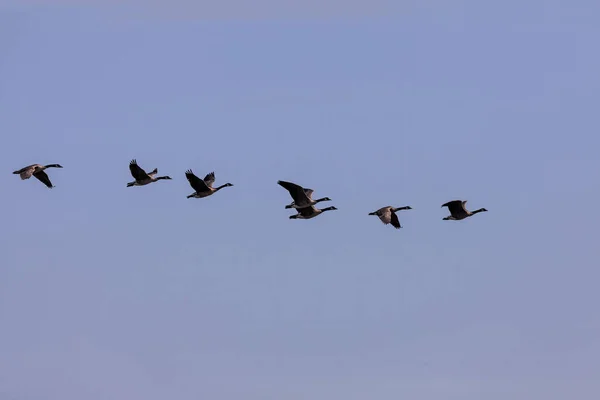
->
xmin=289 ymin=205 xmax=338 ymax=220
xmin=185 ymin=169 xmax=233 ymax=198
xmin=13 ymin=163 xmax=63 ymax=188
xmin=368 ymin=205 xmax=412 ymax=229
xmin=442 ymin=200 xmax=487 ymax=220
xmin=126 ymin=159 xmax=172 ymax=187
xmin=278 ymin=180 xmax=331 ymax=209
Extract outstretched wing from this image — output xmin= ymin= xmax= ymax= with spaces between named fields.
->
xmin=278 ymin=180 xmax=311 ymax=204
xmin=129 ymin=159 xmax=149 ymax=180
xmin=203 ymin=172 xmax=215 ymax=188
xmin=442 ymin=200 xmax=467 ymax=218
xmin=186 ymin=169 xmax=210 ymax=192
xmin=33 ymin=170 xmax=53 ymax=188
xmin=389 ymin=212 xmax=401 ymax=229
xmin=303 ymin=188 xmax=314 ymax=199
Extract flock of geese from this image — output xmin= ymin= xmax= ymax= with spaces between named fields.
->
xmin=12 ymin=160 xmax=488 ymax=228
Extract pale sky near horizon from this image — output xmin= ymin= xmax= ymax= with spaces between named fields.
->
xmin=1 ymin=1 xmax=600 ymax=399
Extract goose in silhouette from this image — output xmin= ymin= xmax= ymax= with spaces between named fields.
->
xmin=13 ymin=163 xmax=63 ymax=188
xmin=185 ymin=169 xmax=233 ymax=198
xmin=126 ymin=159 xmax=172 ymax=187
xmin=442 ymin=200 xmax=487 ymax=220
xmin=369 ymin=205 xmax=412 ymax=229
xmin=289 ymin=205 xmax=338 ymax=220
xmin=278 ymin=180 xmax=331 ymax=209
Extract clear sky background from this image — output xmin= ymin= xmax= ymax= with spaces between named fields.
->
xmin=1 ymin=1 xmax=599 ymax=399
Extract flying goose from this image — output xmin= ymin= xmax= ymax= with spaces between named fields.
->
xmin=13 ymin=163 xmax=63 ymax=188
xmin=278 ymin=180 xmax=331 ymax=209
xmin=185 ymin=169 xmax=233 ymax=198
xmin=368 ymin=205 xmax=412 ymax=229
xmin=442 ymin=200 xmax=487 ymax=220
xmin=126 ymin=159 xmax=172 ymax=187
xmin=289 ymin=205 xmax=338 ymax=220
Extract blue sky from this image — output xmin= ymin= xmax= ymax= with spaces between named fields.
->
xmin=1 ymin=1 xmax=599 ymax=399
